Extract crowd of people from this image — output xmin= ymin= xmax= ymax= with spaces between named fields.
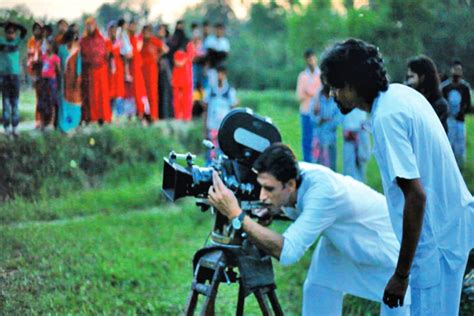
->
xmin=296 ymin=48 xmax=471 ymax=180
xmin=0 ymin=17 xmax=233 ymax=140
xmin=1 ymin=15 xmax=473 ymax=316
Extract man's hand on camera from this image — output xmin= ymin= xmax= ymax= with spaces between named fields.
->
xmin=208 ymin=171 xmax=242 ymax=219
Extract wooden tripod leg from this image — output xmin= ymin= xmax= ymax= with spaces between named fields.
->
xmin=236 ymin=280 xmax=246 ymax=316
xmin=267 ymin=288 xmax=284 ymax=316
xmin=200 ymin=263 xmax=224 ymax=316
xmin=254 ymin=288 xmax=272 ymax=316
xmin=184 ymin=281 xmax=200 ymax=316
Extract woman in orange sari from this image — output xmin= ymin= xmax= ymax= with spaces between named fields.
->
xmin=171 ymin=29 xmax=195 ymax=121
xmin=127 ymin=20 xmax=149 ymax=121
xmin=80 ymin=17 xmax=111 ymax=124
xmin=141 ymin=24 xmax=168 ymax=122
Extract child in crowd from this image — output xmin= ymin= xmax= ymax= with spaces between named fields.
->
xmin=342 ymin=108 xmax=371 ymax=183
xmin=0 ymin=21 xmax=28 ymax=136
xmin=116 ymin=18 xmax=133 ymax=82
xmin=39 ymin=41 xmax=61 ymax=129
xmin=312 ymin=85 xmax=342 ymax=170
xmin=203 ymin=65 xmax=237 ymax=164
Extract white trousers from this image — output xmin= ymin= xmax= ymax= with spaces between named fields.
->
xmin=410 ymin=254 xmax=468 ymax=316
xmin=302 ymin=282 xmax=410 ymax=316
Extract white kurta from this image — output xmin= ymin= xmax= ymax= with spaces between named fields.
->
xmin=279 ymin=162 xmax=411 ymax=304
xmin=370 ymin=84 xmax=473 ymax=313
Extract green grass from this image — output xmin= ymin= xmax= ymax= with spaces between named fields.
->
xmin=1 ymin=89 xmax=472 ymax=314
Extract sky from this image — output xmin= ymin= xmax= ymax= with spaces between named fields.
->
xmin=0 ymin=0 xmax=216 ymax=23
xmin=0 ymin=0 xmax=368 ymax=23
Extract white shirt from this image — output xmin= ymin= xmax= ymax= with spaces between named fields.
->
xmin=280 ymin=163 xmax=408 ymax=302
xmin=370 ymin=83 xmax=473 ymax=288
xmin=203 ymin=35 xmax=230 ymax=53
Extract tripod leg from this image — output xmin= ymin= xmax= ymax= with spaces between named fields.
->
xmin=254 ymin=288 xmax=272 ymax=316
xmin=236 ymin=280 xmax=246 ymax=316
xmin=185 ymin=281 xmax=200 ymax=316
xmin=267 ymin=289 xmax=284 ymax=316
xmin=200 ymin=263 xmax=224 ymax=316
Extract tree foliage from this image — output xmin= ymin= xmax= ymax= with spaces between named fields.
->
xmin=226 ymin=0 xmax=474 ymax=89
xmin=2 ymin=0 xmax=473 ymax=89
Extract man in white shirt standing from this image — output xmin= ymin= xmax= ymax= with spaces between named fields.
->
xmin=208 ymin=143 xmax=409 ymax=315
xmin=203 ymin=23 xmax=230 ymax=88
xmin=320 ymin=38 xmax=473 ymax=315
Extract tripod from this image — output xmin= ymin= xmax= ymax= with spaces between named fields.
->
xmin=184 ymin=248 xmax=284 ymax=316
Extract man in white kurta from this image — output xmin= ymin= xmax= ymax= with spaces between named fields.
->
xmin=281 ymin=162 xmax=410 ymax=315
xmin=370 ymin=83 xmax=473 ymax=314
xmin=207 ymin=143 xmax=410 ymax=315
xmin=319 ymin=38 xmax=473 ymax=315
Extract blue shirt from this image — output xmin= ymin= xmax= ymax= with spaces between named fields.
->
xmin=312 ymin=94 xmax=342 ymax=145
xmin=204 ymin=81 xmax=236 ymax=130
xmin=0 ymin=37 xmax=22 ymax=75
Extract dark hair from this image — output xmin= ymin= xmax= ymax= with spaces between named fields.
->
xmin=320 ymin=38 xmax=389 ymax=104
xmin=191 ymin=22 xmax=198 ymax=29
xmin=4 ymin=21 xmax=17 ymax=33
xmin=62 ymin=29 xmax=77 ymax=44
xmin=202 ymin=20 xmax=209 ymax=27
xmin=407 ymin=55 xmax=442 ymax=103
xmin=452 ymin=60 xmax=463 ymax=67
xmin=253 ymin=143 xmax=301 ymax=185
xmin=44 ymin=24 xmax=53 ymax=34
xmin=215 ymin=22 xmax=224 ymax=28
xmin=117 ymin=18 xmax=126 ymax=28
xmin=304 ymin=48 xmax=314 ymax=59
xmin=57 ymin=19 xmax=67 ymax=26
xmin=217 ymin=64 xmax=227 ymax=73
xmin=32 ymin=22 xmax=42 ymax=32
xmin=170 ymin=28 xmax=188 ymax=53
xmin=142 ymin=24 xmax=152 ymax=32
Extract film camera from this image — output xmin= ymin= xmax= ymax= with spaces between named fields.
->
xmin=161 ymin=109 xmax=286 ymax=315
xmin=162 ymin=108 xmax=282 ymax=246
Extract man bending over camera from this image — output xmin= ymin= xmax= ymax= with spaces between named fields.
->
xmin=208 ymin=143 xmax=409 ymax=315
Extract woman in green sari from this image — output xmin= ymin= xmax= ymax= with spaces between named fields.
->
xmin=58 ymin=29 xmax=82 ymax=132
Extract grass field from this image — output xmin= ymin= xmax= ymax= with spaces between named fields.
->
xmin=0 ymin=89 xmax=472 ymax=315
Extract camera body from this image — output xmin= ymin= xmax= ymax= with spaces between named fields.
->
xmin=162 ymin=108 xmax=282 ymax=246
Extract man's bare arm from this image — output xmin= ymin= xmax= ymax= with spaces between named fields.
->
xmin=383 ymin=177 xmax=426 ymax=308
xmin=241 ymin=216 xmax=284 ymax=260
xmin=395 ymin=177 xmax=426 ymax=276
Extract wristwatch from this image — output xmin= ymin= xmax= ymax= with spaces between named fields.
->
xmin=231 ymin=211 xmax=246 ymax=231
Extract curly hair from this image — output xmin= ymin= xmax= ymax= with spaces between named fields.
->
xmin=407 ymin=55 xmax=442 ymax=104
xmin=252 ymin=143 xmax=301 ymax=186
xmin=320 ymin=38 xmax=389 ymax=104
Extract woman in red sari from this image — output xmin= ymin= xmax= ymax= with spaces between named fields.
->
xmin=80 ymin=17 xmax=111 ymax=124
xmin=127 ymin=20 xmax=149 ymax=121
xmin=105 ymin=21 xmax=126 ymax=121
xmin=141 ymin=25 xmax=168 ymax=122
xmin=171 ymin=29 xmax=195 ymax=121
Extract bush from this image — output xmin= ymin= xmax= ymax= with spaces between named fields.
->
xmin=0 ymin=123 xmax=203 ymax=201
